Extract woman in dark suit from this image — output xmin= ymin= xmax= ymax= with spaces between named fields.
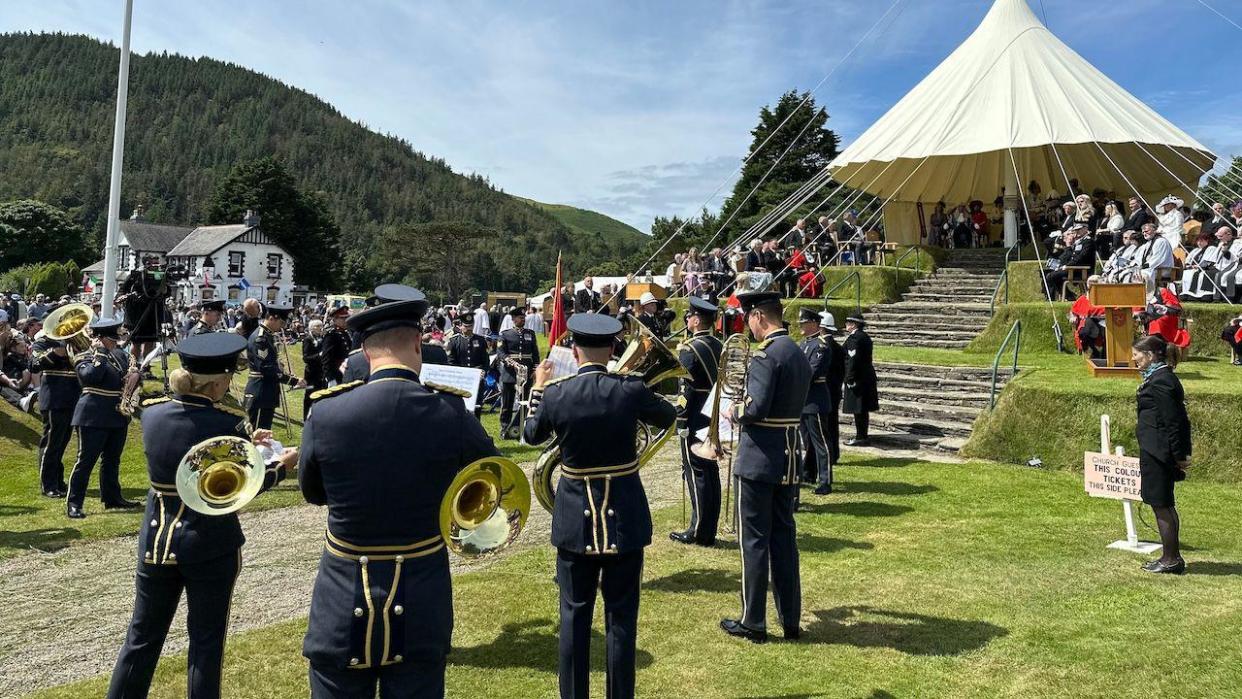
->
xmin=1132 ymin=335 xmax=1191 ymax=575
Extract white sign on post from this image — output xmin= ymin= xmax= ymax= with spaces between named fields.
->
xmin=1089 ymin=414 xmax=1161 ymax=555
xmin=419 ymin=364 xmax=483 ymax=413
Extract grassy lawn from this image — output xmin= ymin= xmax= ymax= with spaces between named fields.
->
xmin=36 ymin=453 xmax=1242 ymax=698
xmin=0 ymin=346 xmax=543 ymax=560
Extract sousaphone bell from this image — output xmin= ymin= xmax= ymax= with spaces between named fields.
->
xmin=176 ymin=436 xmax=267 ymax=515
xmin=440 ymin=456 xmax=530 ymax=557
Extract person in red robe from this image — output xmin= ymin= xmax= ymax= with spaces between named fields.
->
xmin=1069 ymin=293 xmax=1106 ymax=358
xmin=1137 ymin=287 xmax=1191 ymax=350
xmin=1220 ymin=315 xmax=1242 ymax=366
xmin=797 ymin=266 xmax=822 ymax=298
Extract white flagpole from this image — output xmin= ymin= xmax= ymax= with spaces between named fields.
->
xmin=99 ymin=0 xmax=134 ymax=320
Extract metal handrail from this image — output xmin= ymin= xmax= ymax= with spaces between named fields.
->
xmin=988 ymin=268 xmax=1009 ymax=316
xmin=989 ymin=319 xmax=1022 ymax=410
xmin=891 ymin=245 xmax=923 ymax=282
xmin=821 ymin=270 xmax=862 ymax=316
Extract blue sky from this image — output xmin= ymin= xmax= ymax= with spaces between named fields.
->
xmin=2 ymin=0 xmax=1239 ymax=232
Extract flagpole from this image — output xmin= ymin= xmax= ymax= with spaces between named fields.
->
xmin=99 ymin=0 xmax=134 ymax=320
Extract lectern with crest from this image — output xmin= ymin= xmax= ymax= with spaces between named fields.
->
xmin=1085 ymin=283 xmax=1147 ymax=378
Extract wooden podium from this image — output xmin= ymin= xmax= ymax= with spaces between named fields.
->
xmin=625 ymin=282 xmax=668 ymax=302
xmin=1086 ymin=283 xmax=1146 ymax=378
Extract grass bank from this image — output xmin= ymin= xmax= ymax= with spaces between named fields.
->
xmin=36 ymin=454 xmax=1242 ymax=698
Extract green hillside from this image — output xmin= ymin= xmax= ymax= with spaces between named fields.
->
xmin=0 ymin=32 xmax=644 ymax=294
xmin=517 ymin=197 xmax=646 ymax=244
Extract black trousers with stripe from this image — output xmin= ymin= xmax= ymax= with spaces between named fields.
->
xmin=38 ymin=408 xmax=73 ymax=492
xmin=309 ymin=660 xmax=446 ymax=699
xmin=736 ymin=476 xmax=800 ymax=632
xmin=799 ymin=411 xmax=836 ymax=486
xmin=557 ymin=548 xmax=644 ymax=699
xmin=107 ymin=550 xmax=241 ymax=699
xmin=679 ymin=435 xmax=721 ymax=544
xmin=67 ymin=425 xmax=126 ymax=509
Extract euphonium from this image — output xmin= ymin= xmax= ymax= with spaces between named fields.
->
xmin=531 ymin=316 xmax=688 ymax=513
xmin=176 ymin=436 xmax=267 ymax=515
xmin=44 ymin=303 xmax=95 ymax=358
xmin=440 ymin=456 xmax=530 ymax=557
xmin=691 ymin=332 xmax=752 ymax=462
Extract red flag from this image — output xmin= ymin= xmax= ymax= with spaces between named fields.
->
xmin=547 ymin=252 xmax=568 ymax=345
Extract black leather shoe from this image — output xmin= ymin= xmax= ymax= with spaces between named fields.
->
xmin=720 ymin=619 xmax=767 ymax=643
xmin=783 ymin=626 xmax=801 ymax=640
xmin=1143 ymin=558 xmax=1186 ymax=575
xmin=813 ymin=484 xmax=833 ymax=495
xmin=669 ymin=531 xmax=696 ymax=545
xmin=42 ymin=489 xmax=66 ymax=499
xmin=845 ymin=438 xmax=871 ymax=447
xmin=104 ymin=498 xmax=142 ymax=510
xmin=66 ymin=505 xmax=86 ymax=519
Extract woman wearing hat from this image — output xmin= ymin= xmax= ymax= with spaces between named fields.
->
xmin=1156 ymin=195 xmax=1186 ymax=250
xmin=107 ymin=333 xmax=297 ymax=698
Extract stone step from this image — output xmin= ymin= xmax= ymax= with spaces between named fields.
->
xmin=871 ymin=337 xmax=972 ymax=349
xmin=878 ymin=397 xmax=982 ymax=423
xmin=902 ymin=292 xmax=994 ymax=304
xmin=839 ymin=411 xmax=974 ymax=439
xmin=910 ymin=280 xmax=997 ymax=292
xmin=874 ymin=371 xmax=1000 ymax=393
xmin=879 ymin=385 xmax=992 ymax=408
xmin=865 ymin=327 xmax=981 ymax=342
xmin=861 ymin=318 xmax=979 ymax=333
xmin=875 ymin=361 xmax=1014 ymax=383
xmin=875 ymin=302 xmax=994 ymax=317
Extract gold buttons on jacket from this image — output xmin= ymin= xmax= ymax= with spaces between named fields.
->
xmin=174 ymin=522 xmax=183 ymax=529
xmin=168 ymin=553 xmax=176 ymax=560
xmin=607 ymin=509 xmax=615 ymax=516
xmin=349 ymin=658 xmax=360 ymax=666
xmin=150 ymin=519 xmax=158 ymax=527
xmin=359 ymin=556 xmax=369 ymax=565
xmin=394 ymin=655 xmax=403 ymax=662
xmin=353 ymin=607 xmax=364 ymax=617
xmin=395 ymin=555 xmax=404 ymax=563
xmin=584 ymin=509 xmax=591 ymax=516
xmin=585 ymin=545 xmax=594 ymax=552
xmin=394 ymin=605 xmax=404 ymax=615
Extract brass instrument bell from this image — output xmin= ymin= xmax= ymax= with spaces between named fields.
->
xmin=440 ymin=456 xmax=530 ymax=557
xmin=176 ymin=436 xmax=266 ymax=515
xmin=44 ymin=303 xmax=96 ymax=356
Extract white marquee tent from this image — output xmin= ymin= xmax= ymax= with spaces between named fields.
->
xmin=829 ymin=0 xmax=1217 ymax=245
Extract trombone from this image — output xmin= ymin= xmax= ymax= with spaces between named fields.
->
xmin=690 ymin=332 xmax=752 ymax=535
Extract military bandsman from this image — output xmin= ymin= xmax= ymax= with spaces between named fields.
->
xmin=341 ymin=285 xmax=425 ymax=383
xmin=496 ymin=307 xmax=539 ymax=439
xmin=842 ymin=315 xmax=878 ymax=447
xmin=303 ymin=319 xmax=328 ymax=418
xmin=321 ymin=306 xmax=352 ymax=386
xmin=299 ymin=290 xmax=499 ymax=698
xmin=243 ymin=304 xmax=304 ymax=430
xmin=797 ymin=309 xmax=844 ymax=495
xmin=31 ymin=328 xmax=81 ymax=497
xmin=720 ymin=291 xmax=810 ymax=643
xmin=669 ymin=296 xmax=724 ymax=547
xmin=524 ymin=313 xmax=676 ymax=699
xmin=447 ymin=311 xmax=492 ymax=416
xmin=190 ymin=299 xmax=225 ymax=335
xmin=106 ymin=333 xmax=296 ymax=699
xmin=66 ymin=318 xmax=141 ymax=519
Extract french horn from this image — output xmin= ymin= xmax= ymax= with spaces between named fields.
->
xmin=531 ymin=316 xmax=687 ymax=513
xmin=176 ymin=436 xmax=267 ymax=515
xmin=440 ymin=456 xmax=530 ymax=557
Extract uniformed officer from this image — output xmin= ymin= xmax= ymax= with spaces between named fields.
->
xmin=299 ymin=292 xmax=499 ymax=698
xmin=243 ymin=304 xmax=304 ymax=430
xmin=720 ymin=291 xmax=810 ymax=643
xmin=31 ymin=329 xmax=81 ymax=497
xmin=821 ymin=313 xmax=845 ymax=474
xmin=341 ymin=285 xmax=425 ymax=383
xmin=524 ymin=313 xmax=676 ymax=699
xmin=190 ymin=299 xmax=225 ymax=335
xmin=447 ymin=311 xmax=491 ymax=416
xmin=66 ymin=318 xmax=141 ymax=519
xmin=842 ymin=315 xmax=878 ymax=447
xmin=635 ymin=292 xmax=664 ymax=340
xmin=106 ymin=333 xmax=296 ymax=699
xmin=797 ymin=309 xmax=843 ymax=495
xmin=302 ymin=319 xmax=328 ymax=418
xmin=669 ymin=296 xmax=724 ymax=547
xmin=321 ymin=306 xmax=352 ymax=386
xmin=496 ymin=307 xmax=540 ymax=439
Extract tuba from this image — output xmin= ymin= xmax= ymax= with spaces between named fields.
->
xmin=176 ymin=436 xmax=267 ymax=515
xmin=44 ymin=303 xmax=95 ymax=358
xmin=531 ymin=315 xmax=687 ymax=513
xmin=440 ymin=456 xmax=530 ymax=557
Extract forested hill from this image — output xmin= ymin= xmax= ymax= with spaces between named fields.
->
xmin=0 ymin=32 xmax=645 ymax=294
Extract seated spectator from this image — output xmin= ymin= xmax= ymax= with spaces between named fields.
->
xmin=1179 ymin=231 xmax=1223 ymax=301
xmin=969 ymin=200 xmax=990 ymax=247
xmin=744 ymin=239 xmax=765 ymax=271
xmin=797 ymin=265 xmax=822 ymax=299
xmin=1096 ymin=200 xmax=1125 ymax=259
xmin=1101 ymin=230 xmax=1140 ymax=282
xmin=1043 ymin=224 xmax=1095 ymax=300
xmin=1071 ymin=278 xmax=1107 ymax=359
xmin=1133 ymin=222 xmax=1175 ymax=292
xmin=1220 ymin=314 xmax=1242 ymax=365
xmin=1215 ymin=225 xmax=1242 ymax=301
xmin=1 ymin=332 xmax=34 ymax=407
xmin=928 ymin=201 xmax=948 ymax=247
xmin=1155 ymin=195 xmax=1186 ymax=251
xmin=1136 ymin=288 xmax=1191 ymax=362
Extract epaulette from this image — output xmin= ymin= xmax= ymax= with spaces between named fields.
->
xmin=309 ymin=380 xmax=364 ymax=403
xmin=543 ymin=373 xmax=578 ymax=388
xmin=142 ymin=396 xmax=171 ymax=407
xmin=425 ymin=381 xmax=471 ymax=398
xmin=214 ymin=403 xmax=248 ymax=420
xmin=758 ymin=337 xmax=776 ymax=350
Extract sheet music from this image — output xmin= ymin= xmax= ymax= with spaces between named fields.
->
xmin=419 ymin=364 xmax=482 ymax=412
xmin=547 ymin=346 xmax=578 ymax=382
xmin=695 ymin=384 xmax=734 ymax=444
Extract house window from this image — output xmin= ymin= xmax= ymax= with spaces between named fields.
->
xmin=265 ymin=286 xmax=278 ymax=302
xmin=228 ymin=251 xmax=245 ymax=277
xmin=266 ymin=253 xmax=282 ymax=279
xmin=118 ymin=245 xmax=130 ymax=270
xmin=200 ymin=287 xmax=216 ymax=301
xmin=227 ymin=286 xmax=241 ymax=301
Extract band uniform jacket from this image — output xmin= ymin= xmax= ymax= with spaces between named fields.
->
xmin=800 ymin=334 xmax=834 ymax=415
xmin=31 ymin=337 xmax=80 ymax=412
xmin=422 ymin=342 xmax=449 ymax=366
xmin=342 ymin=349 xmax=368 ymax=383
xmin=1136 ymin=365 xmax=1192 ymax=471
xmin=496 ymin=327 xmax=539 ymax=384
xmin=636 ymin=312 xmax=664 ymax=339
xmin=732 ymin=330 xmax=811 ymax=484
xmin=447 ymin=333 xmax=490 ymax=370
xmin=299 ymin=365 xmax=499 ymax=669
xmin=842 ymin=330 xmax=879 ymax=414
xmin=189 ymin=320 xmax=219 ymax=336
xmin=72 ymin=346 xmax=132 ymax=429
xmin=244 ymin=326 xmax=300 ymax=410
xmin=303 ymin=334 xmax=326 ymax=387
xmin=574 ymin=288 xmax=602 ymax=314
xmin=676 ymin=331 xmax=722 ymax=434
xmin=523 ymin=364 xmax=676 ymax=554
xmin=136 ymin=394 xmax=284 ymax=566
xmin=823 ymin=335 xmax=845 ymax=409
xmin=321 ymin=326 xmax=352 ymax=385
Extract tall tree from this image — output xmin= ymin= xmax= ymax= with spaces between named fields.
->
xmin=376 ymin=221 xmax=493 ymax=304
xmin=206 ymin=158 xmax=342 ymax=290
xmin=1201 ymin=156 xmax=1242 ymax=208
xmin=0 ymin=199 xmax=91 ymax=269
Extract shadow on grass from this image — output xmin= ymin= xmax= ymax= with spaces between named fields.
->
xmin=799 ymin=502 xmax=914 ymax=518
xmin=735 ymin=689 xmax=894 ymax=699
xmin=802 ymin=606 xmax=1007 ymax=656
xmin=0 ymin=504 xmax=39 ymax=517
xmin=838 ymin=482 xmax=939 ymax=497
xmin=0 ymin=411 xmax=43 ymax=449
xmin=0 ymin=526 xmax=82 ymax=552
xmin=845 ymin=457 xmax=921 ymax=469
xmin=1190 ymin=561 xmax=1242 ymax=576
xmin=798 ymin=535 xmax=874 ymax=555
xmin=647 ymin=567 xmax=739 ymax=593
xmin=450 ymin=618 xmax=653 ymax=671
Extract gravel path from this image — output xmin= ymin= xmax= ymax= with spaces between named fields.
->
xmin=0 ymin=448 xmax=687 ymax=697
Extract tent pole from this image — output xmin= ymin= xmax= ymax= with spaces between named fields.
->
xmin=1004 ymin=159 xmax=1019 ymax=248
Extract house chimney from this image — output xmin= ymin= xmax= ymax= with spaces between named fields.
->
xmin=130 ymin=205 xmax=145 ymax=221
xmin=243 ymin=209 xmax=260 ymax=227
